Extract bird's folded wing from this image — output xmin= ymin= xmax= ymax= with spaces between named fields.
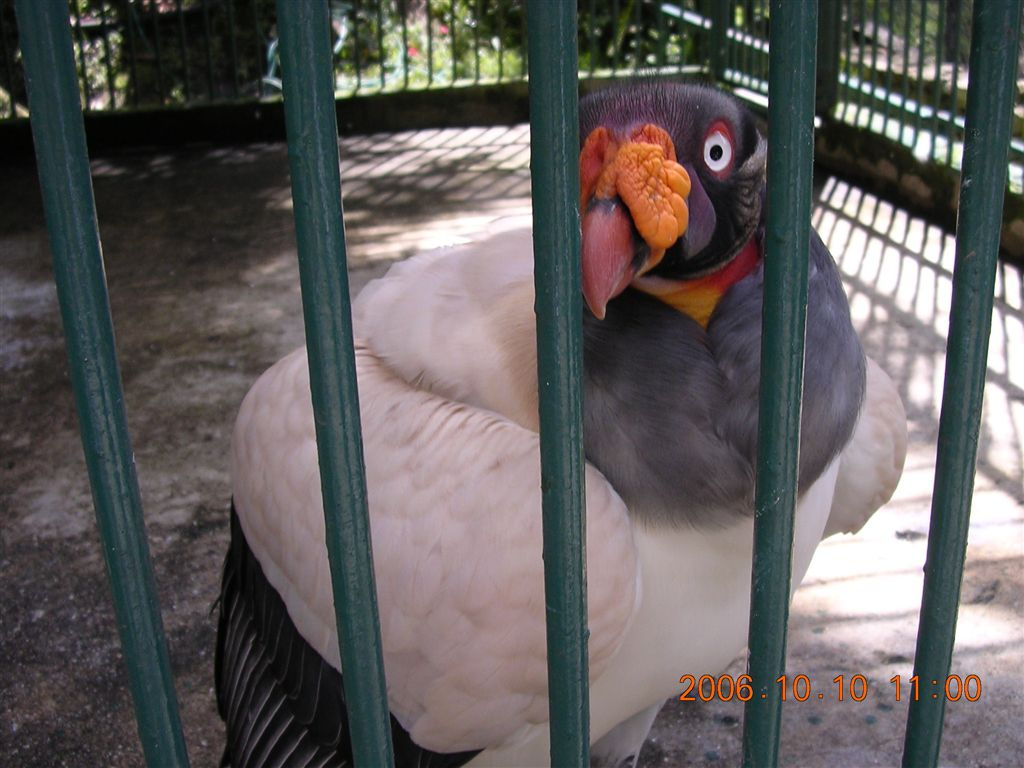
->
xmin=231 ymin=344 xmax=640 ymax=753
xmin=826 ymin=356 xmax=908 ymax=537
xmin=353 ymin=222 xmax=542 ymax=432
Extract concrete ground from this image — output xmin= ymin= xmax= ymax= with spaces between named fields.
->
xmin=1 ymin=125 xmax=1021 ymax=767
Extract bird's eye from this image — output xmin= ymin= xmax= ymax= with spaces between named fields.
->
xmin=702 ymin=123 xmax=734 ymax=177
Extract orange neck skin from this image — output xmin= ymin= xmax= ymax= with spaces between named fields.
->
xmin=631 ymin=236 xmax=762 ymax=328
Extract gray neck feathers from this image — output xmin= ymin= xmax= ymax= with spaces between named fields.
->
xmin=582 ymin=230 xmax=865 ymax=528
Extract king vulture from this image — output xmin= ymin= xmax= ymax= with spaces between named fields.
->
xmin=216 ymin=82 xmax=907 ymax=768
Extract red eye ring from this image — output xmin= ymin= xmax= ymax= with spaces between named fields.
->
xmin=702 ymin=121 xmax=735 ymax=179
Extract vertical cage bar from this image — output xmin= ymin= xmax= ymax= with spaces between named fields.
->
xmin=496 ymin=0 xmax=504 ymax=80
xmin=611 ymin=0 xmax=621 ymax=73
xmin=841 ymin=0 xmax=853 ymax=121
xmin=176 ymin=0 xmax=191 ymax=102
xmin=899 ymin=0 xmax=910 ymax=141
xmin=99 ymin=2 xmax=118 ymax=110
xmin=519 ymin=2 xmax=527 ymax=77
xmin=71 ymin=0 xmax=92 ymax=109
xmin=376 ymin=0 xmax=386 ymax=89
xmin=741 ymin=1 xmax=817 ymax=766
xmin=901 ymin=1 xmax=1023 ymax=765
xmin=427 ymin=0 xmax=434 ymax=84
xmin=225 ymin=0 xmax=240 ymax=96
xmin=473 ymin=0 xmax=481 ymax=82
xmin=450 ymin=0 xmax=457 ymax=83
xmin=869 ymin=0 xmax=880 ymax=121
xmin=709 ymin=0 xmax=730 ymax=81
xmin=121 ymin=0 xmax=140 ymax=107
xmin=816 ymin=0 xmax=840 ymax=115
xmin=201 ymin=0 xmax=216 ymax=100
xmin=913 ymin=1 xmax=926 ymax=146
xmin=854 ymin=0 xmax=866 ymax=120
xmin=0 ymin=5 xmax=18 ymax=118
xmin=929 ymin=0 xmax=946 ymax=161
xmin=525 ymin=1 xmax=589 ymax=765
xmin=945 ymin=0 xmax=963 ymax=166
xmin=740 ymin=0 xmax=754 ymax=88
xmin=250 ymin=0 xmax=264 ymax=97
xmin=632 ymin=0 xmax=642 ymax=71
xmin=675 ymin=0 xmax=684 ymax=74
xmin=273 ymin=1 xmax=395 ymax=765
xmin=353 ymin=0 xmax=363 ymax=91
xmin=400 ymin=0 xmax=409 ymax=89
xmin=14 ymin=2 xmax=190 ymax=766
xmin=149 ymin=0 xmax=166 ymax=103
xmin=656 ymin=0 xmax=666 ymax=69
xmin=882 ymin=0 xmax=895 ymax=132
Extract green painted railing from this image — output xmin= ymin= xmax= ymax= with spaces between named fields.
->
xmin=902 ymin=1 xmax=1022 ymax=764
xmin=274 ymin=1 xmax=395 ymax=765
xmin=15 ymin=1 xmax=189 ymax=765
xmin=526 ymin=3 xmax=589 ymax=764
xmin=15 ymin=0 xmax=1021 ymax=765
xmin=742 ymin=1 xmax=817 ymax=765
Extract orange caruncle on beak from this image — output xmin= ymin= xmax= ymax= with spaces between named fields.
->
xmin=579 ymin=124 xmax=691 ymax=318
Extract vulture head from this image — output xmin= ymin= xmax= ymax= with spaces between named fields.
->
xmin=579 ymin=83 xmax=767 ymax=323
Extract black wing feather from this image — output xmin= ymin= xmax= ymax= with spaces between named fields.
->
xmin=215 ymin=505 xmax=483 ymax=768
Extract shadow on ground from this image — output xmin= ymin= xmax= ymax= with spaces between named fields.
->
xmin=1 ymin=126 xmax=1020 ymax=767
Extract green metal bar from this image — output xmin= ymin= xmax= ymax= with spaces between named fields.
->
xmin=869 ymin=0 xmax=881 ymax=120
xmin=632 ymin=0 xmax=642 ymax=70
xmin=400 ymin=0 xmax=409 ymax=89
xmin=742 ymin=1 xmax=817 ymax=766
xmin=757 ymin=0 xmax=769 ymax=82
xmin=473 ymin=0 xmax=481 ymax=82
xmin=519 ymin=3 xmax=527 ymax=77
xmin=656 ymin=0 xmax=666 ymax=68
xmin=427 ymin=0 xmax=434 ymax=84
xmin=201 ymin=0 xmax=216 ymax=100
xmin=816 ymin=0 xmax=840 ymax=115
xmin=353 ymin=0 xmax=363 ymax=91
xmin=945 ymin=0 xmax=963 ymax=166
xmin=741 ymin=0 xmax=754 ymax=87
xmin=902 ymin=1 xmax=1022 ymax=765
xmin=840 ymin=0 xmax=852 ymax=121
xmin=1 ymin=4 xmax=18 ymax=118
xmin=854 ymin=0 xmax=866 ymax=119
xmin=708 ymin=0 xmax=731 ymax=81
xmin=225 ymin=0 xmax=240 ymax=97
xmin=929 ymin=0 xmax=946 ymax=161
xmin=376 ymin=0 xmax=386 ymax=88
xmin=913 ymin=1 xmax=926 ymax=144
xmin=121 ymin=0 xmax=140 ymax=107
xmin=149 ymin=0 xmax=166 ymax=103
xmin=176 ymin=0 xmax=191 ymax=103
xmin=71 ymin=1 xmax=92 ymax=109
xmin=274 ymin=1 xmax=395 ymax=766
xmin=250 ymin=0 xmax=264 ymax=98
xmin=99 ymin=2 xmax=118 ymax=109
xmin=526 ymin=1 xmax=589 ymax=765
xmin=450 ymin=0 xmax=457 ymax=83
xmin=899 ymin=0 xmax=911 ymax=139
xmin=496 ymin=0 xmax=505 ymax=80
xmin=673 ymin=0 xmax=683 ymax=74
xmin=882 ymin=0 xmax=895 ymax=131
xmin=611 ymin=0 xmax=621 ymax=72
xmin=15 ymin=1 xmax=189 ymax=766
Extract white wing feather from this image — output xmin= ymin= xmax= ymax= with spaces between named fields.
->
xmin=231 ymin=344 xmax=639 ymax=753
xmin=826 ymin=356 xmax=907 ymax=537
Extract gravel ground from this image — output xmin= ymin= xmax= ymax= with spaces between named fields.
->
xmin=2 ymin=126 xmax=1021 ymax=767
